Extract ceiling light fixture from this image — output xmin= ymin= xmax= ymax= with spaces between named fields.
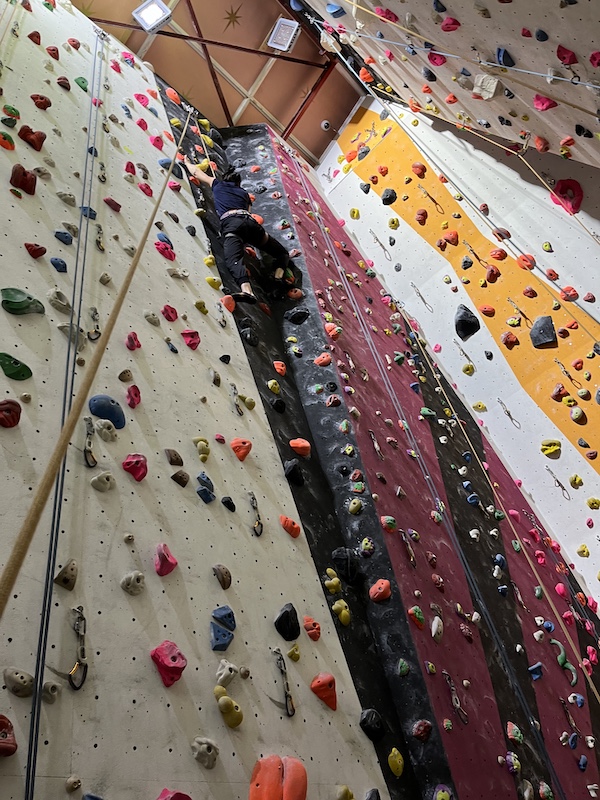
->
xmin=132 ymin=0 xmax=172 ymax=34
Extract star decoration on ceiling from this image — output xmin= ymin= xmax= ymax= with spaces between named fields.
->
xmin=224 ymin=4 xmax=243 ymax=31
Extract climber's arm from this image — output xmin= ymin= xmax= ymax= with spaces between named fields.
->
xmin=182 ymin=155 xmax=215 ymax=187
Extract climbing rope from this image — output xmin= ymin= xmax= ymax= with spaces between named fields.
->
xmin=0 ymin=109 xmax=194 ymax=623
xmin=286 ymin=150 xmax=570 ymax=799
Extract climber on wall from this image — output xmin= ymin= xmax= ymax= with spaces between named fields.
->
xmin=182 ymin=155 xmax=297 ymax=303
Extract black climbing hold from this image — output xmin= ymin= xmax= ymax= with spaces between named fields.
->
xmin=186 ymin=225 xmax=196 ymax=237
xmin=535 ymin=29 xmax=549 ymax=41
xmin=578 ymin=437 xmax=590 ymax=447
xmin=433 ymin=0 xmax=446 ymax=11
xmin=504 ymin=88 xmax=515 ymax=99
xmin=461 ymin=256 xmax=473 ymax=270
xmin=270 ymin=398 xmax=286 ymax=413
xmin=594 ymin=342 xmax=600 ymax=356
xmin=422 ymin=68 xmax=436 ymax=82
xmin=241 ymin=328 xmax=259 ymax=346
xmin=389 ymin=237 xmax=395 ymax=246
xmin=379 ymin=109 xmax=389 ymax=121
xmin=357 ymin=146 xmax=370 ymax=160
xmin=359 ymin=708 xmax=385 ymax=742
xmin=338 ymin=464 xmax=351 ymax=476
xmin=497 ymin=48 xmax=515 ymax=68
xmin=381 ymin=188 xmax=397 ymax=205
xmin=325 ymin=381 xmax=338 ymax=392
xmin=595 ymin=388 xmax=600 ymax=405
xmin=254 ymin=184 xmax=267 ymax=194
xmin=331 ymin=546 xmax=361 ymax=585
xmin=454 ymin=305 xmax=480 ymax=341
xmin=221 ymin=496 xmax=236 ymax=512
xmin=365 ymin=792 xmax=381 ymax=800
xmin=360 ymin=182 xmax=371 ymax=194
xmin=232 ymin=158 xmax=246 ymax=168
xmin=219 ymin=354 xmax=231 ymax=364
xmin=485 ymin=350 xmax=493 ymax=360
xmin=366 ymin=297 xmax=373 ymax=304
xmin=208 ymin=128 xmax=223 ymax=145
xmin=274 ymin=602 xmax=300 ymax=641
xmin=284 ymin=307 xmax=310 ymax=325
xmin=529 ymin=316 xmax=557 ymax=348
xmin=284 ymin=458 xmax=304 ymax=486
xmin=394 ymin=263 xmax=402 ymax=272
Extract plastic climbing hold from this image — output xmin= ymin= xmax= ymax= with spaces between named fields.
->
xmin=551 ymin=179 xmax=583 ymax=214
xmin=248 ymin=755 xmax=307 ymax=800
xmin=280 ymin=515 xmax=301 ymax=538
xmin=0 ymin=399 xmax=22 ymax=428
xmin=274 ymin=603 xmax=300 ymax=641
xmin=2 ymin=288 xmax=44 ymax=315
xmin=89 ymin=395 xmax=125 ymax=429
xmin=387 ymin=748 xmax=404 ymax=777
xmin=369 ymin=579 xmax=391 ymax=602
xmin=455 ymin=305 xmax=480 ymax=341
xmin=530 ymin=316 xmax=557 ymax=348
xmin=310 ymin=672 xmax=337 ymax=709
xmin=155 ymin=543 xmax=177 ymax=576
xmin=150 ymin=641 xmax=187 ymax=687
xmin=230 ymin=437 xmax=252 ymax=461
xmin=122 ymin=453 xmax=148 ymax=482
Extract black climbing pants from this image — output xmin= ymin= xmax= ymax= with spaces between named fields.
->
xmin=221 ymin=214 xmax=290 ymax=286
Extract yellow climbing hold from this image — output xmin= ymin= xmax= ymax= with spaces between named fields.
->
xmin=197 ymin=118 xmax=210 ymax=131
xmin=197 ymin=158 xmax=211 ymax=173
xmin=569 ymin=474 xmax=583 ymax=488
xmin=205 ymin=276 xmax=222 ymax=290
xmin=586 ymin=497 xmax=600 ymax=510
xmin=462 ymin=364 xmax=475 ymax=376
xmin=332 ymin=599 xmax=351 ymax=626
xmin=388 ymin=218 xmax=400 ymax=229
xmin=200 ymin=134 xmax=214 ymax=148
xmin=388 ymin=748 xmax=404 ymax=777
xmin=195 ymin=299 xmax=208 ymax=314
xmin=342 ymin=163 xmax=352 ymax=174
xmin=357 ymin=260 xmax=366 ymax=269
xmin=337 ymin=154 xmax=345 ymax=164
xmin=350 ymin=208 xmax=360 ymax=220
xmin=336 ymin=787 xmax=355 ymax=800
xmin=324 ymin=568 xmax=342 ymax=594
xmin=441 ymin=221 xmax=449 ymax=230
xmin=472 ymin=402 xmax=487 ymax=412
xmin=577 ymin=544 xmax=590 ymax=558
xmin=204 ymin=254 xmax=216 ymax=268
xmin=540 ymin=439 xmax=561 ymax=456
xmin=287 ymin=643 xmax=300 ymax=662
xmin=267 ymin=380 xmax=280 ymax=395
xmin=169 ymin=117 xmax=182 ymax=128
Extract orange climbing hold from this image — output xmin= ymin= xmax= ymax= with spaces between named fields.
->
xmin=252 ymin=214 xmax=264 ymax=225
xmin=303 ymin=616 xmax=321 ymax=641
xmin=230 ymin=437 xmax=252 ymax=462
xmin=359 ymin=67 xmax=374 ymax=83
xmin=411 ymin=162 xmax=427 ymax=178
xmin=314 ymin=352 xmax=332 ymax=366
xmin=220 ymin=295 xmax=236 ymax=313
xmin=166 ymin=87 xmax=181 ymax=104
xmin=443 ymin=231 xmax=459 ymax=246
xmin=310 ymin=672 xmax=337 ymax=710
xmin=517 ymin=254 xmax=535 ymax=270
xmin=289 ymin=438 xmax=311 ymax=457
xmin=369 ymin=579 xmax=392 ymax=602
xmin=560 ymin=286 xmax=579 ymax=302
xmin=325 ymin=322 xmax=341 ymax=340
xmin=279 ymin=515 xmax=301 ymax=538
xmin=345 ymin=149 xmax=358 ymax=162
xmin=479 ymin=305 xmax=495 ymax=316
xmin=378 ymin=165 xmax=389 ymax=176
xmin=490 ymin=248 xmax=507 ymax=261
xmin=534 ymin=136 xmax=550 ymax=153
xmin=248 ymin=755 xmax=307 ymax=800
xmin=273 ymin=361 xmax=287 ymax=376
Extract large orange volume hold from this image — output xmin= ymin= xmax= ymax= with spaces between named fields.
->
xmin=249 ymin=754 xmax=307 ymax=800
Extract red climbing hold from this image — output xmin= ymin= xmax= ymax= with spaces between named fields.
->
xmin=18 ymin=125 xmax=46 ymax=151
xmin=501 ymin=331 xmax=519 ymax=348
xmin=369 ymin=579 xmax=392 ymax=602
xmin=138 ymin=182 xmax=153 ymax=197
xmin=378 ymin=165 xmax=388 ymax=176
xmin=24 ymin=242 xmax=46 ymax=259
xmin=415 ymin=209 xmax=428 ymax=225
xmin=28 ymin=31 xmax=41 ymax=44
xmin=557 ymin=45 xmax=578 ymax=66
xmin=0 ymin=399 xmax=21 ymax=428
xmin=441 ymin=17 xmax=460 ymax=31
xmin=533 ymin=95 xmax=558 ymax=111
xmin=584 ymin=292 xmax=595 ymax=302
xmin=289 ymin=438 xmax=311 ymax=457
xmin=411 ymin=162 xmax=426 ymax=178
xmin=486 ymin=265 xmax=501 ymax=283
xmin=45 ymin=46 xmax=59 ymax=60
xmin=517 ymin=254 xmax=535 ymax=270
xmin=310 ymin=672 xmax=337 ymax=709
xmin=534 ymin=136 xmax=550 ymax=153
xmin=181 ymin=330 xmax=200 ymax=350
xmin=125 ymin=332 xmax=142 ymax=351
xmin=10 ymin=164 xmax=37 ymax=195
xmin=523 ymin=286 xmax=537 ymax=297
xmin=560 ymin=286 xmax=578 ymax=302
xmin=490 ymin=248 xmax=507 ymax=261
xmin=161 ymin=304 xmax=177 ymax=321
xmin=151 ymin=640 xmax=187 ymax=687
xmin=545 ymin=269 xmax=559 ymax=281
xmin=551 ymin=179 xmax=583 ymax=214
xmin=103 ymin=197 xmax=121 ymax=213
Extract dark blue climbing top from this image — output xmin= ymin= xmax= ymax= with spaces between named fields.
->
xmin=213 ymin=179 xmax=251 ymax=217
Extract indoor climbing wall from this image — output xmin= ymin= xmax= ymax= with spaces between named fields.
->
xmin=317 ymin=97 xmax=600 ymax=595
xmin=296 ymin=0 xmax=600 ymax=166
xmin=0 ymin=3 xmax=389 ymax=800
xmin=215 ymin=123 xmax=600 ymax=800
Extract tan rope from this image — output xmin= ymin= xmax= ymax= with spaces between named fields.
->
xmin=0 ymin=108 xmax=194 ymax=619
xmin=400 ymin=308 xmax=600 ymax=705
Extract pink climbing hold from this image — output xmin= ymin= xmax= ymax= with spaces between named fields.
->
xmin=156 ymin=792 xmax=192 ymax=800
xmin=374 ymin=7 xmax=399 ymax=23
xmin=551 ymin=178 xmax=583 ymax=214
xmin=138 ymin=182 xmax=153 ymax=196
xmin=214 ymin=433 xmax=225 ymax=444
xmin=122 ymin=453 xmax=148 ymax=482
xmin=150 ymin=135 xmax=164 ymax=150
xmin=590 ymin=51 xmax=600 ymax=68
xmin=555 ymin=583 xmax=568 ymax=599
xmin=161 ymin=304 xmax=178 ymax=321
xmin=150 ymin=641 xmax=187 ymax=687
xmin=125 ymin=332 xmax=142 ymax=350
xmin=126 ymin=385 xmax=141 ymax=408
xmin=563 ymin=610 xmax=575 ymax=626
xmin=168 ymin=181 xmax=181 ymax=192
xmin=110 ymin=59 xmax=121 ymax=73
xmin=155 ymin=543 xmax=178 ymax=576
xmin=514 ymin=478 xmax=522 ymax=487
xmin=181 ymin=330 xmax=200 ymax=350
xmin=588 ymin=596 xmax=599 ymax=613
xmin=587 ymin=646 xmax=598 ymax=665
xmin=136 ymin=118 xmax=148 ymax=131
xmin=155 ymin=241 xmax=176 ymax=261
xmin=133 ymin=92 xmax=148 ymax=107
xmin=581 ymin=658 xmax=593 ymax=676
xmin=508 ymin=510 xmax=520 ymax=522
xmin=534 ymin=550 xmax=546 ymax=565
xmin=533 ymin=95 xmax=558 ymax=111
xmin=586 ymin=518 xmax=594 ymax=528
xmin=441 ymin=17 xmax=460 ymax=31
xmin=428 ymin=52 xmax=447 ymax=66
xmin=557 ymin=45 xmax=578 ymax=66
xmin=433 ymin=344 xmax=442 ymax=353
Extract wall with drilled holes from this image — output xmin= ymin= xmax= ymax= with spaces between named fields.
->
xmin=318 ymin=96 xmax=600 ymax=595
xmin=0 ymin=3 xmax=388 ymax=799
xmin=298 ymin=0 xmax=600 ymax=167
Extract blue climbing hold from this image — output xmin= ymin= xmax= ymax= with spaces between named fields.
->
xmin=213 ymin=605 xmax=236 ymax=631
xmin=462 ymin=451 xmax=472 ymax=463
xmin=326 ymin=3 xmax=346 ymax=17
xmin=571 ymin=693 xmax=585 ymax=708
xmin=290 ymin=0 xmax=304 ymax=9
xmin=494 ymin=554 xmax=507 ymax=570
xmin=433 ymin=0 xmax=446 ymax=11
xmin=148 ymin=106 xmax=159 ymax=117
xmin=543 ymin=620 xmax=555 ymax=633
xmin=158 ymin=158 xmax=183 ymax=179
xmin=568 ymin=732 xmax=578 ymax=749
xmin=376 ymin=31 xmax=384 ymax=39
xmin=496 ymin=48 xmax=515 ymax=68
xmin=50 ymin=257 xmax=67 ymax=273
xmin=166 ymin=340 xmax=178 ymax=354
xmin=55 ymin=230 xmax=73 ymax=245
xmin=528 ymin=661 xmax=543 ymax=680
xmin=535 ymin=29 xmax=549 ymax=42
xmin=83 ymin=795 xmax=104 ymax=800
xmin=460 ymin=67 xmax=472 ymax=77
xmin=466 ymin=493 xmax=480 ymax=506
xmin=80 ymin=206 xmax=97 ymax=220
xmin=462 ymin=480 xmax=473 ymax=493
xmin=88 ymin=146 xmax=98 ymax=157
xmin=409 ymin=382 xmax=420 ymax=394
xmin=89 ymin=394 xmax=126 ymax=429
xmin=156 ymin=232 xmax=173 ymax=247
xmin=210 ymin=621 xmax=234 ymax=651
xmin=121 ymin=104 xmax=132 ymax=118
xmin=579 ymin=755 xmax=588 ymax=771
xmin=196 ymin=471 xmax=215 ymax=503
xmin=497 ymin=584 xmax=508 ymax=596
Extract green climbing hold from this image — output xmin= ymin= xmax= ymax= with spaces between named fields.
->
xmin=511 ymin=540 xmax=521 ymax=552
xmin=534 ymin=585 xmax=543 ymax=599
xmin=365 ymin=268 xmax=376 ymax=278
xmin=397 ymin=658 xmax=410 ymax=676
xmin=394 ymin=352 xmax=405 ymax=365
xmin=75 ymin=77 xmax=88 ymax=92
xmin=550 ymin=638 xmax=578 ymax=686
xmin=494 ymin=509 xmax=506 ymax=521
xmin=2 ymin=104 xmax=20 ymax=119
xmin=43 ymin=1 xmax=55 ymax=9
xmin=420 ymin=407 xmax=436 ymax=417
xmin=1 ymin=288 xmax=45 ymax=315
xmin=0 ymin=353 xmax=33 ymax=380
xmin=1 ymin=117 xmax=17 ymax=129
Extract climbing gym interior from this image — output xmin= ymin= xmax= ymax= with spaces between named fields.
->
xmin=1 ymin=1 xmax=600 ymax=799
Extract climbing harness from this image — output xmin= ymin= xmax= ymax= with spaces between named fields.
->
xmin=248 ymin=492 xmax=263 ymax=537
xmin=410 ymin=282 xmax=433 ymax=312
xmin=82 ymin=416 xmax=97 ymax=468
xmin=497 ymin=398 xmax=520 ymax=429
xmin=369 ymin=228 xmax=392 ymax=261
xmin=47 ymin=606 xmax=88 ymax=690
xmin=545 ymin=466 xmax=571 ymax=501
xmin=271 ymin=647 xmax=295 ymax=717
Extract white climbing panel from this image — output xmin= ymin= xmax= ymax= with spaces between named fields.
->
xmin=0 ymin=3 xmax=387 ymax=799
